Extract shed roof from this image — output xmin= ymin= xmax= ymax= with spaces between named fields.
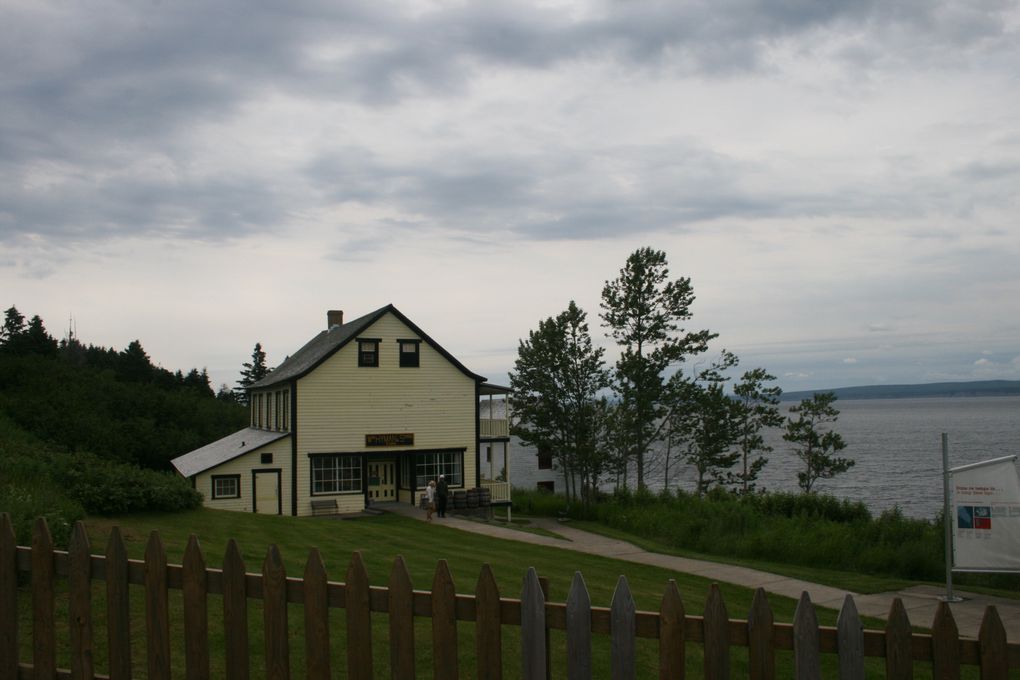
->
xmin=249 ymin=304 xmax=486 ymax=390
xmin=171 ymin=427 xmax=289 ymax=478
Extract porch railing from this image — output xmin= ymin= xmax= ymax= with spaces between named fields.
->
xmin=480 ymin=480 xmax=511 ymax=503
xmin=480 ymin=418 xmax=509 ymax=438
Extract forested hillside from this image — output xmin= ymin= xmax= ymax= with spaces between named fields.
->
xmin=0 ymin=305 xmax=247 ymax=544
xmin=0 ymin=306 xmax=247 ymax=469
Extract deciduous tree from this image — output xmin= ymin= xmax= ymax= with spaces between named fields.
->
xmin=510 ymin=301 xmax=610 ymax=507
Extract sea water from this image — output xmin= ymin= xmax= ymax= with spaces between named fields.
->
xmin=753 ymin=396 xmax=1020 ymax=519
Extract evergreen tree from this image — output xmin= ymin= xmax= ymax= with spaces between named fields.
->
xmin=784 ymin=392 xmax=854 ymax=493
xmin=729 ymin=368 xmax=784 ymax=494
xmin=0 ymin=306 xmax=27 ymax=352
xmin=510 ymin=301 xmax=610 ymax=507
xmin=118 ymin=340 xmax=154 ymax=382
xmin=235 ymin=342 xmax=270 ymax=404
xmin=600 ymin=247 xmax=715 ymax=490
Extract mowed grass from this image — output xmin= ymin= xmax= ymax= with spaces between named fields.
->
xmin=13 ymin=507 xmax=980 ymax=679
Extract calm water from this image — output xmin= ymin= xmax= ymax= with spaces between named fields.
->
xmin=747 ymin=396 xmax=1020 ymax=519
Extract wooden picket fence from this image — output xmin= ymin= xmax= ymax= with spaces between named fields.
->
xmin=2 ymin=514 xmax=1019 ymax=679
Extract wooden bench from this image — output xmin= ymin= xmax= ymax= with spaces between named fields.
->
xmin=310 ymin=498 xmax=338 ymax=516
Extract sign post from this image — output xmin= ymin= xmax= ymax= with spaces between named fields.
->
xmin=941 ymin=433 xmax=962 ymax=602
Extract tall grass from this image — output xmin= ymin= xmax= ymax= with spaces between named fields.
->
xmin=512 ymin=486 xmax=1020 ymax=590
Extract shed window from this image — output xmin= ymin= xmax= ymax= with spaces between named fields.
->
xmin=415 ymin=450 xmax=463 ymax=487
xmin=537 ymin=447 xmax=553 ymax=470
xmin=212 ymin=475 xmax=241 ymax=499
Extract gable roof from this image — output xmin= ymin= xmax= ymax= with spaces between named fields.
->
xmin=249 ymin=304 xmax=486 ymax=390
xmin=171 ymin=427 xmax=289 ymax=477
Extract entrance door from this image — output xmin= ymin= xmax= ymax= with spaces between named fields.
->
xmin=367 ymin=460 xmax=396 ymax=502
xmin=253 ymin=470 xmax=281 ymax=514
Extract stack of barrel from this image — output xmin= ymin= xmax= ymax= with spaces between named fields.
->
xmin=451 ymin=487 xmax=493 ymax=512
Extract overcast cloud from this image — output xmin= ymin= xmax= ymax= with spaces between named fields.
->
xmin=3 ymin=0 xmax=1019 ymax=392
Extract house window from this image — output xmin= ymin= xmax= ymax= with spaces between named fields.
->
xmin=358 ymin=340 xmax=379 ymax=367
xmin=537 ymin=447 xmax=553 ymax=470
xmin=398 ymin=340 xmax=420 ymax=367
xmin=311 ymin=454 xmax=362 ymax=494
xmin=415 ymin=450 xmax=463 ymax=488
xmin=537 ymin=481 xmax=555 ymax=494
xmin=282 ymin=389 xmax=289 ymax=430
xmin=261 ymin=453 xmax=273 ymax=464
xmin=274 ymin=391 xmax=281 ymax=430
xmin=212 ymin=475 xmax=241 ymax=499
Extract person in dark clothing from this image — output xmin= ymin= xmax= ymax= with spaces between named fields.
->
xmin=436 ymin=474 xmax=449 ymax=518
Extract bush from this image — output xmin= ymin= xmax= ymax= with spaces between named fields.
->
xmin=51 ymin=451 xmax=202 ymax=515
xmin=511 ymin=487 xmax=571 ymax=517
xmin=0 ymin=474 xmax=85 ymax=549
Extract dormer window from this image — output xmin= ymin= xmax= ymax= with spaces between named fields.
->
xmin=358 ymin=339 xmax=379 ymax=367
xmin=399 ymin=339 xmax=420 ymax=367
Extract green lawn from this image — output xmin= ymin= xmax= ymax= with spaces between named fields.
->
xmin=11 ymin=507 xmax=981 ymax=679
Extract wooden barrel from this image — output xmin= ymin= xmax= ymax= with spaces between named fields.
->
xmin=453 ymin=490 xmax=467 ymax=509
xmin=478 ymin=487 xmax=491 ymax=507
xmin=466 ymin=488 xmax=479 ymax=508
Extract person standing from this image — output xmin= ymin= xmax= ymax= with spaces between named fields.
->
xmin=425 ymin=480 xmax=437 ymax=521
xmin=436 ymin=474 xmax=449 ymax=518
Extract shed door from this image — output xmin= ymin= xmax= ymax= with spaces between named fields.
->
xmin=254 ymin=471 xmax=281 ymax=515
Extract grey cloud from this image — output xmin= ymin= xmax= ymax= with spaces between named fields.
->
xmin=3 ymin=0 xmax=1017 ymax=246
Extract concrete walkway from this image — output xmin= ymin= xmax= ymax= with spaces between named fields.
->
xmin=382 ymin=503 xmax=1020 ymax=641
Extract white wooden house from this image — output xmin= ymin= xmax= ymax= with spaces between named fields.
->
xmin=171 ymin=305 xmax=511 ymax=516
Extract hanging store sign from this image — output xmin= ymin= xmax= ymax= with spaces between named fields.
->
xmin=365 ymin=433 xmax=414 ymax=447
xmin=950 ymin=455 xmax=1020 ymax=572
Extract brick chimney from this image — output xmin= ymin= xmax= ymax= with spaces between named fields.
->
xmin=327 ymin=310 xmax=344 ymax=328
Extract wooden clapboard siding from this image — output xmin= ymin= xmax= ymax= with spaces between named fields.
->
xmin=5 ymin=515 xmax=1020 ymax=680
xmin=294 ymin=312 xmax=477 ymax=516
xmin=193 ymin=436 xmax=292 ymax=513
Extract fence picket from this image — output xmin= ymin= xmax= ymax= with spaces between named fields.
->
xmin=836 ymin=594 xmax=864 ymax=680
xmin=0 ymin=514 xmax=16 ymax=680
xmin=7 ymin=518 xmax=1020 ymax=680
xmin=32 ymin=518 xmax=56 ymax=680
xmin=611 ymin=575 xmax=637 ymax=680
xmin=931 ymin=601 xmax=960 ymax=680
xmin=703 ymin=584 xmax=730 ymax=680
xmin=793 ymin=592 xmax=820 ymax=680
xmin=476 ymin=563 xmax=503 ymax=680
xmin=540 ymin=576 xmax=552 ymax=680
xmin=747 ymin=588 xmax=773 ymax=680
xmin=521 ymin=567 xmax=547 ymax=680
xmin=105 ymin=526 xmax=132 ymax=680
xmin=659 ymin=580 xmax=685 ymax=680
xmin=222 ymin=539 xmax=250 ymax=680
xmin=884 ymin=598 xmax=912 ymax=680
xmin=68 ymin=522 xmax=95 ymax=680
xmin=262 ymin=545 xmax=291 ymax=680
xmin=144 ymin=531 xmax=172 ymax=680
xmin=978 ymin=606 xmax=1008 ymax=680
xmin=432 ymin=559 xmax=459 ymax=679
xmin=345 ymin=551 xmax=373 ymax=680
xmin=387 ymin=555 xmax=415 ymax=679
xmin=182 ymin=535 xmax=210 ymax=680
xmin=303 ymin=548 xmax=331 ymax=680
xmin=567 ymin=571 xmax=593 ymax=680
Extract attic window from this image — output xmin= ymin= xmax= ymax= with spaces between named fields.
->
xmin=358 ymin=339 xmax=379 ymax=367
xmin=399 ymin=339 xmax=420 ymax=367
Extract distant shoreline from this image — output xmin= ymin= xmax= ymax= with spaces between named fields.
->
xmin=780 ymin=379 xmax=1020 ymax=402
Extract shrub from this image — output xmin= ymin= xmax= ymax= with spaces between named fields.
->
xmin=52 ymin=451 xmax=202 ymax=515
xmin=0 ymin=472 xmax=84 ymax=548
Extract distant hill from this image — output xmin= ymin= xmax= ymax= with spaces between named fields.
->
xmin=780 ymin=380 xmax=1020 ymax=402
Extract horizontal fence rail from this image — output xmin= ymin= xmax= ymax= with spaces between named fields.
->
xmin=2 ymin=513 xmax=1019 ymax=679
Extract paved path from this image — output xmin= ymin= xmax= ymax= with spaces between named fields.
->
xmin=383 ymin=503 xmax=1020 ymax=641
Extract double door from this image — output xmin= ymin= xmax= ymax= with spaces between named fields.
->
xmin=367 ymin=460 xmax=395 ymax=501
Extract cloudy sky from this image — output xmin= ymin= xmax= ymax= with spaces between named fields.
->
xmin=3 ymin=0 xmax=1019 ymax=393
